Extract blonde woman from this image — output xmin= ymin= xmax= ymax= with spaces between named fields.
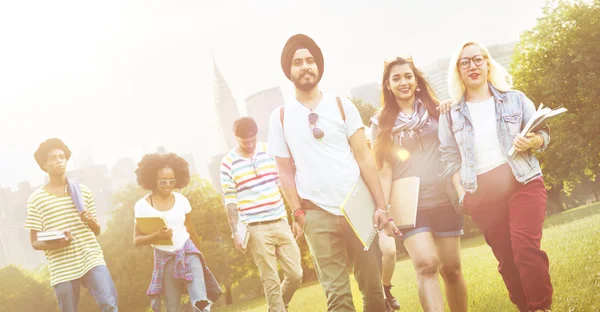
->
xmin=439 ymin=41 xmax=552 ymax=312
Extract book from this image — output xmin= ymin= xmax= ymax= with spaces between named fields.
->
xmin=508 ymin=103 xmax=567 ymax=158
xmin=236 ymin=221 xmax=250 ymax=249
xmin=340 ymin=177 xmax=378 ymax=251
xmin=135 ymin=217 xmax=173 ymax=246
xmin=389 ymin=177 xmax=420 ymax=229
xmin=37 ymin=230 xmax=66 ymax=242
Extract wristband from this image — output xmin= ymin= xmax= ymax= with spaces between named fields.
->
xmin=459 ymin=194 xmax=466 ymax=207
xmin=293 ymin=209 xmax=305 ymax=220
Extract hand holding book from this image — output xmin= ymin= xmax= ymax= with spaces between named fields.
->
xmin=514 ymin=132 xmax=544 ymax=151
xmin=508 ymin=103 xmax=567 ymax=158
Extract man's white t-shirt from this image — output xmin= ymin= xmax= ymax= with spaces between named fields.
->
xmin=267 ymin=92 xmax=364 ymax=216
xmin=134 ymin=192 xmax=192 ymax=252
xmin=466 ymin=96 xmax=507 ymax=174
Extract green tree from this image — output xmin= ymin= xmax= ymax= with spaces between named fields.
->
xmin=511 ymin=0 xmax=600 ymax=212
xmin=179 ymin=177 xmax=259 ymax=305
xmin=350 ymin=98 xmax=378 ymax=126
xmin=0 ymin=265 xmax=58 ymax=312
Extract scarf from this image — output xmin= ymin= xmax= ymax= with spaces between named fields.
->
xmin=389 ymin=98 xmax=431 ymax=151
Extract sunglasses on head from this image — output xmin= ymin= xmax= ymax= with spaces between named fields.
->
xmin=157 ymin=179 xmax=177 ymax=186
xmin=308 ymin=112 xmax=324 ymax=139
xmin=384 ymin=54 xmax=414 ymax=68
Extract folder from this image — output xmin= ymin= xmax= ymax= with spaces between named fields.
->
xmin=389 ymin=177 xmax=420 ymax=229
xmin=340 ymin=177 xmax=378 ymax=251
xmin=135 ymin=217 xmax=173 ymax=245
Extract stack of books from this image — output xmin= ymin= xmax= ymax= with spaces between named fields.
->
xmin=37 ymin=230 xmax=66 ymax=242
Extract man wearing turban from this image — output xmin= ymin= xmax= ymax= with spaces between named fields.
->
xmin=268 ymin=34 xmax=399 ymax=311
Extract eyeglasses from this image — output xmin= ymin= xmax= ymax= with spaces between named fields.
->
xmin=157 ymin=179 xmax=177 ymax=186
xmin=457 ymin=54 xmax=486 ymax=69
xmin=384 ymin=54 xmax=413 ymax=68
xmin=308 ymin=112 xmax=324 ymax=139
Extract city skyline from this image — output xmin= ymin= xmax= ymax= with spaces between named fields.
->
xmin=0 ymin=0 xmax=549 ymax=189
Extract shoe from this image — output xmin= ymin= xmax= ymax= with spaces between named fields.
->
xmin=385 ymin=299 xmax=393 ymax=312
xmin=383 ymin=284 xmax=400 ymax=310
xmin=195 ymin=299 xmax=210 ymax=311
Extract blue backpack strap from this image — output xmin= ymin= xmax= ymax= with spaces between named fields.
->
xmin=67 ymin=179 xmax=86 ymax=212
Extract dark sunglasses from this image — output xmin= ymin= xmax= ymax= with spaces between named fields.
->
xmin=157 ymin=179 xmax=177 ymax=186
xmin=308 ymin=112 xmax=324 ymax=139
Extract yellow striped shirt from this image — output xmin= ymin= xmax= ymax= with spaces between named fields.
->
xmin=24 ymin=184 xmax=106 ymax=286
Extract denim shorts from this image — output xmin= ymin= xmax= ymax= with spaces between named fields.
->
xmin=400 ymin=205 xmax=464 ymax=240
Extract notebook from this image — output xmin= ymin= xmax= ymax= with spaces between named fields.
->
xmin=37 ymin=230 xmax=67 ymax=242
xmin=236 ymin=221 xmax=250 ymax=249
xmin=135 ymin=217 xmax=173 ymax=245
xmin=340 ymin=177 xmax=378 ymax=251
xmin=389 ymin=177 xmax=420 ymax=229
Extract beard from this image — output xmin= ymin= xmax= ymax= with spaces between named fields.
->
xmin=291 ymin=71 xmax=319 ymax=91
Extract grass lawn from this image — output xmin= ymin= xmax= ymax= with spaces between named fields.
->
xmin=216 ymin=204 xmax=600 ymax=311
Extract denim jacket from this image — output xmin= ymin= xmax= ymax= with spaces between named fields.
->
xmin=438 ymin=85 xmax=550 ymax=193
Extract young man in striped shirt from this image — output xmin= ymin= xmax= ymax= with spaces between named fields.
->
xmin=25 ymin=138 xmax=118 ymax=312
xmin=220 ymin=117 xmax=302 ymax=312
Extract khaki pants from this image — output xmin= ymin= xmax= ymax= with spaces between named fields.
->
xmin=247 ymin=219 xmax=303 ymax=312
xmin=302 ymin=202 xmax=385 ymax=312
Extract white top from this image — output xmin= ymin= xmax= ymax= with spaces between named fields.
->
xmin=466 ymin=96 xmax=507 ymax=174
xmin=268 ymin=92 xmax=364 ymax=216
xmin=134 ymin=192 xmax=192 ymax=252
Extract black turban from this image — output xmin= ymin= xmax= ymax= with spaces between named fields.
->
xmin=280 ymin=34 xmax=324 ymax=82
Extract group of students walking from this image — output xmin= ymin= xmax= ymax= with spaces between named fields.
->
xmin=25 ymin=33 xmax=553 ymax=312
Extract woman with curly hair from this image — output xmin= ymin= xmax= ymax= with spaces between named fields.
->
xmin=133 ymin=153 xmax=221 ymax=312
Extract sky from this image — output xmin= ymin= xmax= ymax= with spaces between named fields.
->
xmin=0 ymin=0 xmax=548 ymax=189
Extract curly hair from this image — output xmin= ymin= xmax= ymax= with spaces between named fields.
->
xmin=135 ymin=153 xmax=190 ymax=190
xmin=34 ymin=138 xmax=72 ymax=172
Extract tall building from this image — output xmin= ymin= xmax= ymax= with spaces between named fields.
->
xmin=245 ymin=86 xmax=285 ymax=142
xmin=0 ymin=181 xmax=45 ymax=269
xmin=156 ymin=146 xmax=168 ymax=155
xmin=110 ymin=157 xmax=137 ymax=192
xmin=182 ymin=153 xmax=199 ymax=177
xmin=213 ymin=55 xmax=241 ymax=151
xmin=207 ymin=53 xmax=242 ymax=192
xmin=79 ymin=145 xmax=95 ymax=169
xmin=207 ymin=152 xmax=227 ymax=194
xmin=350 ymin=83 xmax=382 ymax=108
xmin=422 ymin=41 xmax=517 ymax=100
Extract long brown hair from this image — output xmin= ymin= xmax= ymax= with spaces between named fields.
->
xmin=373 ymin=57 xmax=440 ymax=169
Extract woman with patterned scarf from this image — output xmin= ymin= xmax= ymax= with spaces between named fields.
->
xmin=370 ymin=55 xmax=468 ymax=312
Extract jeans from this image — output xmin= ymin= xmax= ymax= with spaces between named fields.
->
xmin=164 ymin=254 xmax=210 ymax=312
xmin=53 ymin=265 xmax=118 ymax=312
